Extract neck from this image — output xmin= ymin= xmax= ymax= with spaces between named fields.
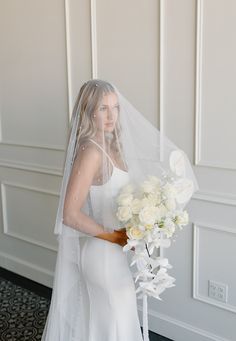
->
xmin=93 ymin=131 xmax=113 ymax=144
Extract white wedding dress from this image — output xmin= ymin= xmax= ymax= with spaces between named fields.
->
xmin=78 ymin=139 xmax=144 ymax=341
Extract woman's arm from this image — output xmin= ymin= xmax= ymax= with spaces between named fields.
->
xmin=63 ymin=143 xmax=125 ymax=245
xmin=63 ymin=143 xmax=105 ymax=236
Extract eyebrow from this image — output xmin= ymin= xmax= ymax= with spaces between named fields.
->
xmin=100 ymin=103 xmax=119 ymax=107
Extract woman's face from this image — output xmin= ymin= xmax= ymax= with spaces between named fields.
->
xmin=93 ymin=92 xmax=119 ymax=133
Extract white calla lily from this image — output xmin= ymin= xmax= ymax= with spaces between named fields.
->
xmin=169 ymin=150 xmax=186 ymax=176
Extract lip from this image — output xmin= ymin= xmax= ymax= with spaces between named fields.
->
xmin=105 ymin=123 xmax=114 ymax=126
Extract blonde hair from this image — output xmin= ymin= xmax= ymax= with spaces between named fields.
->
xmin=74 ymin=79 xmax=122 ymax=153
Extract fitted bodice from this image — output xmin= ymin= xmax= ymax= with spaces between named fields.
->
xmin=90 ymin=165 xmax=129 ymax=196
xmin=88 ymin=139 xmax=130 ymax=229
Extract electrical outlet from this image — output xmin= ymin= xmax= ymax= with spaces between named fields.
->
xmin=208 ymin=280 xmax=228 ymax=303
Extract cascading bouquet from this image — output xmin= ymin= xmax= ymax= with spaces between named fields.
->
xmin=115 ymin=150 xmax=194 ymax=341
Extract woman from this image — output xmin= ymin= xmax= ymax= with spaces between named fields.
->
xmin=62 ymin=80 xmax=143 ymax=340
xmin=42 ymin=79 xmax=145 ymax=341
xmin=41 ymin=79 xmax=199 ymax=341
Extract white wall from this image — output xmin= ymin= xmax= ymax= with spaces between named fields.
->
xmin=0 ymin=1 xmax=235 ymax=340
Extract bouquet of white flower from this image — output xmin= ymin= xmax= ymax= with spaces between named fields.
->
xmin=115 ymin=150 xmax=194 ymax=341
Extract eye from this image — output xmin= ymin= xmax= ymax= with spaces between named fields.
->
xmin=99 ymin=106 xmax=107 ymax=111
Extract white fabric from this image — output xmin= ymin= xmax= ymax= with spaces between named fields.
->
xmin=79 ymin=166 xmax=143 ymax=340
xmin=80 ymin=237 xmax=143 ymax=341
xmin=88 ymin=138 xmax=130 ymax=228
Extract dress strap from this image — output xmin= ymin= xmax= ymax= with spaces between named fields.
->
xmin=88 ymin=138 xmax=115 ymax=168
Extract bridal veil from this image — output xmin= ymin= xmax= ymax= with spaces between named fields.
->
xmin=41 ymin=79 xmax=199 ymax=340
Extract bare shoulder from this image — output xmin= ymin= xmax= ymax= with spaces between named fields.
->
xmin=74 ymin=139 xmax=102 ymax=167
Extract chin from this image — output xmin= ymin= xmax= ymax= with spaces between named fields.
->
xmin=104 ymin=126 xmax=115 ymax=132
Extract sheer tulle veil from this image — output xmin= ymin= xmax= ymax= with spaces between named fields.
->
xmin=41 ymin=79 xmax=199 ymax=340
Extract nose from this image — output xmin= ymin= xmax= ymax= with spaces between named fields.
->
xmin=107 ymin=108 xmax=113 ymax=120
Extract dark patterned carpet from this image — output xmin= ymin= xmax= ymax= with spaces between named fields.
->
xmin=0 ymin=276 xmax=50 ymax=340
xmin=0 ymin=268 xmax=173 ymax=341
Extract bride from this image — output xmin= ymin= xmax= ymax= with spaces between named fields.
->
xmin=41 ymin=79 xmax=145 ymax=340
xmin=41 ymin=79 xmax=199 ymax=341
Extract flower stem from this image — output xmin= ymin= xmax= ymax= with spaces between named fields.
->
xmin=145 ymin=243 xmax=150 ymax=257
xmin=145 ymin=243 xmax=154 ymax=275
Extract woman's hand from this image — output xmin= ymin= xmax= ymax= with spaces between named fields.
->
xmin=95 ymin=228 xmax=135 ymax=251
xmin=113 ymin=227 xmax=128 ymax=247
xmin=113 ymin=228 xmax=135 ymax=251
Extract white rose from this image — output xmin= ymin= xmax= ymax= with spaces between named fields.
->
xmin=141 ymin=197 xmax=150 ymax=207
xmin=163 ymin=217 xmax=176 ymax=237
xmin=156 ymin=192 xmax=162 ymax=205
xmin=158 ymin=203 xmax=168 ymax=217
xmin=127 ymin=227 xmax=145 ymax=240
xmin=175 ymin=210 xmax=189 ymax=228
xmin=141 ymin=195 xmax=160 ymax=208
xmin=130 ymin=216 xmax=140 ymax=226
xmin=164 ymin=198 xmax=176 ymax=211
xmin=120 ymin=183 xmax=135 ymax=194
xmin=149 ymin=175 xmax=161 ymax=187
xmin=162 ymin=182 xmax=177 ymax=199
xmin=144 ymin=224 xmax=153 ymax=231
xmin=116 ymin=206 xmax=133 ymax=222
xmin=130 ymin=198 xmax=143 ymax=214
xmin=139 ymin=206 xmax=161 ymax=225
xmin=141 ymin=180 xmax=156 ymax=194
xmin=117 ymin=193 xmax=133 ymax=206
xmin=147 ymin=193 xmax=159 ymax=206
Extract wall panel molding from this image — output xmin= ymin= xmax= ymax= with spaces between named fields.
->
xmin=0 ymin=140 xmax=65 ymax=151
xmin=1 ymin=181 xmax=59 ymax=252
xmin=194 ymin=0 xmax=203 ymax=167
xmin=64 ymin=0 xmax=73 ymax=119
xmin=193 ymin=190 xmax=236 ymax=206
xmin=159 ymin=0 xmax=164 ymax=164
xmin=193 ymin=222 xmax=236 ymax=313
xmin=90 ymin=0 xmax=98 ymax=79
xmin=0 ymin=0 xmax=71 ymax=150
xmin=0 ymin=160 xmax=62 ymax=176
xmin=194 ymin=0 xmax=236 ymax=171
xmin=0 ymin=142 xmax=65 ymax=175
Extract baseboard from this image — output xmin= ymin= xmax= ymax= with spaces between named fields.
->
xmin=0 ymin=251 xmax=54 ymax=288
xmin=0 ymin=265 xmax=52 ymax=300
xmin=137 ymin=304 xmax=230 ymax=341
